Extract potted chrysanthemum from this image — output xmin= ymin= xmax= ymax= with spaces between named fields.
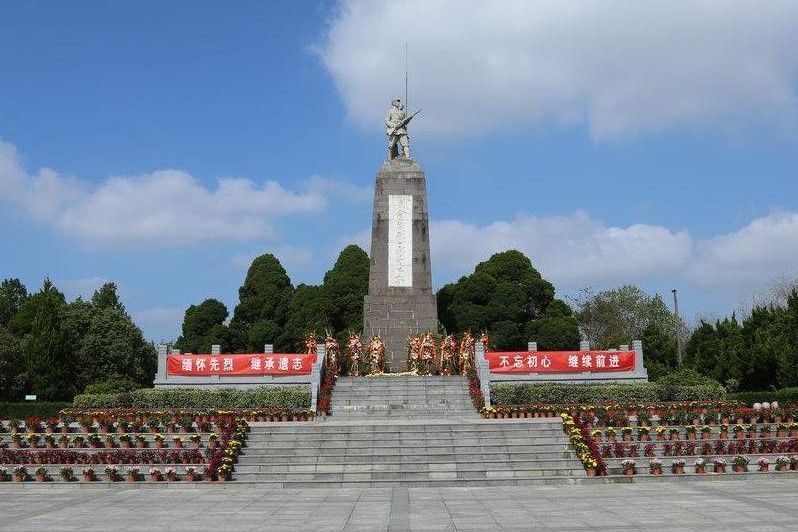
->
xmin=756 ymin=457 xmax=771 ymax=472
xmin=671 ymin=459 xmax=686 ymax=475
xmin=732 ymin=455 xmax=749 ymax=473
xmin=694 ymin=458 xmax=706 ymax=474
xmin=621 ymin=459 xmax=636 ymax=476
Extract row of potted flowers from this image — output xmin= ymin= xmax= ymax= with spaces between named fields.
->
xmin=0 ymin=465 xmax=209 ymax=483
xmin=578 ymin=402 xmax=794 ymax=428
xmin=619 ymin=455 xmax=798 ymax=475
xmin=561 ymin=413 xmax=606 ymax=476
xmin=592 ymin=423 xmax=798 ymax=443
xmin=0 ymin=449 xmax=206 ymax=465
xmin=600 ymin=438 xmax=798 ymax=458
xmin=1 ymin=433 xmax=217 ymax=450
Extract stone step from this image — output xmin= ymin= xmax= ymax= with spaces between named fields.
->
xmin=234 ymin=450 xmax=573 ymax=462
xmin=232 ymin=468 xmax=584 ymax=482
xmin=243 ymin=430 xmax=567 ymax=440
xmin=242 ymin=444 xmax=571 ymax=454
xmin=235 ymin=458 xmax=581 ymax=472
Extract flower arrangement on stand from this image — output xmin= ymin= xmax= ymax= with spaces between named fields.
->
xmin=756 ymin=457 xmax=771 ymax=472
xmin=775 ymin=456 xmax=790 ymax=472
xmin=438 ymin=335 xmax=457 ymax=376
xmin=324 ymin=332 xmax=339 ymax=376
xmin=164 ymin=467 xmax=177 ymax=481
xmin=671 ymin=459 xmax=686 ymax=475
xmin=419 ymin=333 xmax=437 ymax=375
xmin=367 ymin=335 xmax=385 ymax=375
xmin=82 ymin=467 xmax=96 ymax=482
xmin=713 ymin=457 xmax=727 ymax=473
xmin=621 ymin=459 xmax=636 ymax=476
xmin=694 ymin=458 xmax=706 ymax=474
xmin=347 ymin=333 xmax=363 ymax=376
xmin=407 ymin=335 xmax=421 ymax=373
xmin=459 ymin=332 xmax=475 ymax=376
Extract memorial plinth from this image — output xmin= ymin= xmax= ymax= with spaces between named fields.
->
xmin=363 ymin=157 xmax=438 ymax=371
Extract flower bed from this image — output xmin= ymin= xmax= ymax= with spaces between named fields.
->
xmin=561 ymin=413 xmax=606 ymax=476
xmin=0 ymin=449 xmax=206 ymax=465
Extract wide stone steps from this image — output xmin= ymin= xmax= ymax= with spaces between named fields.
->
xmin=234 ymin=417 xmax=583 ymax=486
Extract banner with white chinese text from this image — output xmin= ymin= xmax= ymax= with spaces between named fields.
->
xmin=167 ymin=353 xmax=315 ymax=376
xmin=485 ymin=351 xmax=635 ymax=374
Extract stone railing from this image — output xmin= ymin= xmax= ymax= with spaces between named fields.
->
xmin=153 ymin=343 xmax=327 ymax=412
xmin=476 ymin=340 xmax=649 ymax=407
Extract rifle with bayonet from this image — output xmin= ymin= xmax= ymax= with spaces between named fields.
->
xmin=389 ymin=109 xmax=421 ymax=136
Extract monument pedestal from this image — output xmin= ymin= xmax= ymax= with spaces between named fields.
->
xmin=363 ymin=158 xmax=438 ymax=371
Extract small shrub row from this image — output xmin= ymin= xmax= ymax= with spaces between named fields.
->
xmin=0 ymin=402 xmax=71 ymax=420
xmin=728 ymin=388 xmax=798 ymax=405
xmin=71 ymin=387 xmax=311 ymax=410
xmin=490 ymin=382 xmax=726 ymax=405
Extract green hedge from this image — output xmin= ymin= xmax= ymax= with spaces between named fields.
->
xmin=490 ymin=382 xmax=726 ymax=405
xmin=71 ymin=386 xmax=311 ymax=410
xmin=728 ymin=387 xmax=798 ymax=405
xmin=0 ymin=402 xmax=71 ymax=419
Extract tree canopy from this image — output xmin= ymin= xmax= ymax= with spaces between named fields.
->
xmin=437 ymin=250 xmax=579 ymax=350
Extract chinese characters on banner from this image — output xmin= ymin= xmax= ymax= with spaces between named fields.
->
xmin=485 ymin=351 xmax=636 ymax=374
xmin=166 ymin=354 xmax=315 ymax=376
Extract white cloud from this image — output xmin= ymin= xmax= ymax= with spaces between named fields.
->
xmin=0 ymin=138 xmax=362 ymax=247
xmin=132 ymin=307 xmax=185 ymax=342
xmin=59 ymin=276 xmax=111 ymax=301
xmin=430 ymin=213 xmax=692 ymax=287
xmin=690 ymin=211 xmax=798 ymax=287
xmin=320 ymin=0 xmax=798 ymax=140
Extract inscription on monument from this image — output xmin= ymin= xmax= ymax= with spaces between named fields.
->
xmin=388 ymin=194 xmax=413 ymax=287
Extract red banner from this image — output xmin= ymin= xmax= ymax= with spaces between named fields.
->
xmin=167 ymin=353 xmax=315 ymax=376
xmin=485 ymin=350 xmax=636 ymax=374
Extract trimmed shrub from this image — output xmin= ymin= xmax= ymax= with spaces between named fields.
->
xmin=490 ymin=382 xmax=725 ymax=405
xmin=0 ymin=402 xmax=71 ymax=419
xmin=82 ymin=378 xmax=143 ymax=395
xmin=71 ymin=386 xmax=311 ymax=410
xmin=728 ymin=387 xmax=798 ymax=405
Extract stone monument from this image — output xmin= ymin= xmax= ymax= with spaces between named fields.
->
xmin=363 ymin=98 xmax=437 ymax=371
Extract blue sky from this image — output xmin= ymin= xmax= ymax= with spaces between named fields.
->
xmin=1 ymin=1 xmax=798 ymax=341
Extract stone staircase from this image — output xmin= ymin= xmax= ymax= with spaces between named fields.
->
xmin=233 ymin=376 xmax=585 ymax=487
xmin=330 ymin=375 xmax=479 ymax=419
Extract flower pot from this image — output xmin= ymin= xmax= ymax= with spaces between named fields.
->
xmin=155 ymin=441 xmax=164 ymax=449
xmin=687 ymin=433 xmax=696 ymax=441
xmin=695 ymin=465 xmax=705 ymax=474
xmin=586 ymin=468 xmax=596 ymax=477
xmin=622 ymin=435 xmax=632 ymax=442
xmin=759 ymin=465 xmax=770 ymax=472
xmin=60 ymin=426 xmax=70 ymax=435
xmin=185 ymin=474 xmax=195 ymax=482
xmin=136 ymin=441 xmax=146 ymax=449
xmin=623 ymin=469 xmax=635 ymax=476
xmin=701 ymin=433 xmax=711 ymax=440
xmin=13 ymin=474 xmax=24 ymax=483
xmin=126 ymin=474 xmax=137 ymax=483
xmin=281 ymin=415 xmax=289 ymax=422
xmin=674 ymin=465 xmax=684 ymax=475
xmin=148 ymin=475 xmax=161 ymax=482
xmin=191 ymin=442 xmax=200 ymax=449
xmin=719 ymin=431 xmax=728 ymax=440
xmin=61 ymin=474 xmax=71 ymax=483
xmin=733 ymin=465 xmax=746 ymax=473
xmin=670 ymin=433 xmax=679 ymax=441
xmin=83 ymin=474 xmax=93 ymax=482
xmin=714 ymin=465 xmax=726 ymax=474
xmin=656 ymin=434 xmax=664 ymax=441
xmin=640 ymin=434 xmax=650 ymax=442
xmin=652 ymin=468 xmax=662 ymax=476
xmin=105 ymin=442 xmax=114 ymax=449
xmin=121 ymin=442 xmax=131 ymax=449
xmin=173 ymin=441 xmax=183 ymax=449
xmin=777 ymin=430 xmax=786 ymax=438
xmin=166 ymin=474 xmax=176 ymax=482
xmin=734 ymin=433 xmax=744 ymax=440
xmin=778 ymin=464 xmax=788 ymax=472
xmin=59 ymin=442 xmax=69 ymax=449
xmin=45 ymin=442 xmax=54 ymax=449
xmin=36 ymin=474 xmax=46 ymax=483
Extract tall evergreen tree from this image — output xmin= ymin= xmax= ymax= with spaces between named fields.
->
xmin=0 ymin=278 xmax=28 ymax=327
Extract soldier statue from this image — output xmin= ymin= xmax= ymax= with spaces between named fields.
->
xmin=385 ymin=98 xmax=419 ymax=160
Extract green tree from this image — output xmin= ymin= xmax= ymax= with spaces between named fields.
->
xmin=24 ymin=280 xmax=76 ymax=401
xmin=0 ymin=326 xmax=25 ymax=401
xmin=174 ymin=299 xmax=229 ymax=353
xmin=322 ymin=245 xmax=369 ymax=333
xmin=91 ymin=282 xmax=125 ymax=311
xmin=278 ymin=284 xmax=330 ymax=351
xmin=230 ymin=254 xmax=294 ymax=350
xmin=575 ymin=285 xmax=678 ymax=349
xmin=437 ymin=250 xmax=577 ymax=350
xmin=640 ymin=323 xmax=678 ymax=381
xmin=0 ymin=278 xmax=28 ymax=327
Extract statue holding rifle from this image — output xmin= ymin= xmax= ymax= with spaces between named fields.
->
xmin=385 ymin=98 xmax=420 ymax=160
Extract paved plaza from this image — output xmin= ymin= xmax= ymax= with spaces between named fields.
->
xmin=1 ymin=478 xmax=796 ymax=531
